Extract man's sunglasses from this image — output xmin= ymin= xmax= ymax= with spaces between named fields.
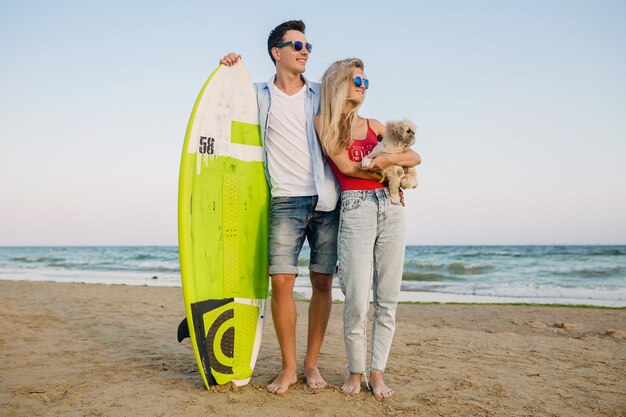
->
xmin=354 ymin=76 xmax=369 ymax=89
xmin=275 ymin=40 xmax=313 ymax=53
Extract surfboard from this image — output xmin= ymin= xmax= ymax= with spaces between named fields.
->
xmin=178 ymin=61 xmax=269 ymax=390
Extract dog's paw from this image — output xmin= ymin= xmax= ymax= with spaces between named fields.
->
xmin=400 ymin=176 xmax=418 ymax=189
xmin=390 ymin=196 xmax=402 ymax=205
xmin=361 ymin=157 xmax=372 ymax=168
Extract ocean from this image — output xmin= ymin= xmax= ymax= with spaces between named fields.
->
xmin=0 ymin=245 xmax=624 ymax=307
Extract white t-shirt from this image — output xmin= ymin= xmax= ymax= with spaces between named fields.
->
xmin=265 ymin=81 xmax=316 ymax=196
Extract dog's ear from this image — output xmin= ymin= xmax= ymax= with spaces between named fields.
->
xmin=377 ymin=134 xmax=383 ymax=142
xmin=386 ymin=121 xmax=403 ymax=142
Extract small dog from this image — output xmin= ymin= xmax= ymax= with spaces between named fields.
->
xmin=361 ymin=118 xmax=418 ymax=204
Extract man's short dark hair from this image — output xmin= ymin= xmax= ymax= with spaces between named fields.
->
xmin=267 ymin=20 xmax=306 ymax=65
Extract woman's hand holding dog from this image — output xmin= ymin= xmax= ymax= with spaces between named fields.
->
xmin=363 ymin=149 xmax=421 ymax=173
xmin=361 ymin=152 xmax=394 ymax=172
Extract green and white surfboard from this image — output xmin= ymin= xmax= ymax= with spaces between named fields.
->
xmin=178 ymin=61 xmax=269 ymax=390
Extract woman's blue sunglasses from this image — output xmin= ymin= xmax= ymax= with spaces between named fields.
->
xmin=354 ymin=76 xmax=369 ymax=89
xmin=275 ymin=40 xmax=313 ymax=53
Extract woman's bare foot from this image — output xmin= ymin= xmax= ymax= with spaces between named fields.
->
xmin=369 ymin=370 xmax=394 ymax=399
xmin=267 ymin=370 xmax=298 ymax=395
xmin=341 ymin=372 xmax=363 ymax=394
xmin=304 ymin=366 xmax=327 ymax=389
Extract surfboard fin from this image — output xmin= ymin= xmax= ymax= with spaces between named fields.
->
xmin=177 ymin=317 xmax=190 ymax=342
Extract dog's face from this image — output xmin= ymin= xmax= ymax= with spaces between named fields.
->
xmin=385 ymin=119 xmax=417 ymax=148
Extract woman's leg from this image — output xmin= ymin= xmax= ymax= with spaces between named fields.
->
xmin=370 ymin=189 xmax=406 ymax=398
xmin=337 ymin=191 xmax=377 ymax=393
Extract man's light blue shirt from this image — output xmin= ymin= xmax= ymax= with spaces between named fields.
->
xmin=255 ymin=76 xmax=339 ymax=212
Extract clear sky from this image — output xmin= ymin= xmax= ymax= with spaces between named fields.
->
xmin=1 ymin=1 xmax=625 ymax=246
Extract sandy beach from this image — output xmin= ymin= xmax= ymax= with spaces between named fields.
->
xmin=1 ymin=280 xmax=624 ymax=417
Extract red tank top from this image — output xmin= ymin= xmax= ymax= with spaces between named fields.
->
xmin=328 ymin=119 xmax=385 ymax=191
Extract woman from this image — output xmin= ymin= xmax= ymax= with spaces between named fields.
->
xmin=314 ymin=58 xmax=421 ymax=398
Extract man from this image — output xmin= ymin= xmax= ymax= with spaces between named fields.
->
xmin=221 ymin=20 xmax=339 ymax=395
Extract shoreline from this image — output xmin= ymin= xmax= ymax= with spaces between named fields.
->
xmin=1 ymin=279 xmax=625 ymax=417
xmin=1 ymin=275 xmax=624 ymax=308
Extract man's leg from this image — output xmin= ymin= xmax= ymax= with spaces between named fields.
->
xmin=303 ymin=200 xmax=340 ymax=389
xmin=267 ymin=273 xmax=299 ymax=394
xmin=303 ymin=271 xmax=333 ymax=388
xmin=267 ymin=196 xmax=308 ymax=394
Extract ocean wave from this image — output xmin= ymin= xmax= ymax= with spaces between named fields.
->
xmin=11 ymin=256 xmax=66 ymax=264
xmin=586 ymin=248 xmax=626 ymax=256
xmin=534 ymin=246 xmax=626 ymax=257
xmin=45 ymin=261 xmax=122 ymax=271
xmin=438 ymin=283 xmax=626 ymax=303
xmin=447 ymin=263 xmax=494 ymax=275
xmin=460 ymin=251 xmax=523 ymax=258
xmin=404 ymin=261 xmax=445 ymax=271
xmin=405 ymin=246 xmax=626 ymax=258
xmin=138 ymin=266 xmax=180 ymax=273
xmin=402 ymin=261 xmax=493 ymax=277
xmin=554 ymin=266 xmax=624 ymax=279
xmin=402 ymin=272 xmax=458 ymax=281
xmin=132 ymin=254 xmax=160 ymax=260
xmin=39 ymin=260 xmax=180 ymax=274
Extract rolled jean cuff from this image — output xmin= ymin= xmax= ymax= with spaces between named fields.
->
xmin=269 ymin=265 xmax=299 ymax=275
xmin=310 ymin=263 xmax=337 ymax=275
xmin=348 ymin=368 xmax=367 ymax=375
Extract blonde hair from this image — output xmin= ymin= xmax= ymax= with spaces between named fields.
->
xmin=318 ymin=58 xmax=365 ymax=155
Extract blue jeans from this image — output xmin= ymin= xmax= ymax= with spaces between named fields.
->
xmin=268 ymin=196 xmax=339 ymax=275
xmin=337 ymin=188 xmax=405 ymax=373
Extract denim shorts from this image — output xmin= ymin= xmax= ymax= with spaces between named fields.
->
xmin=268 ymin=195 xmax=339 ymax=275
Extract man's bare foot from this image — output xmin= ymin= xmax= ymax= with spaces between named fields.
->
xmin=369 ymin=370 xmax=394 ymax=399
xmin=304 ymin=366 xmax=327 ymax=389
xmin=341 ymin=372 xmax=362 ymax=394
xmin=267 ymin=370 xmax=297 ymax=395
